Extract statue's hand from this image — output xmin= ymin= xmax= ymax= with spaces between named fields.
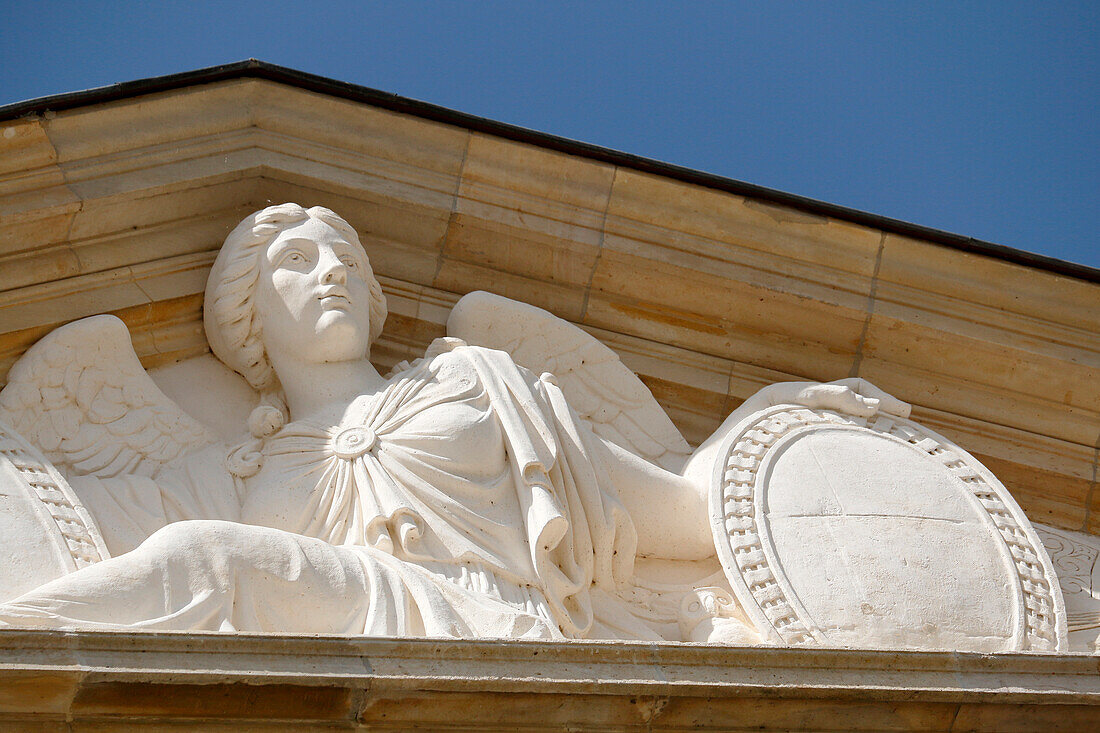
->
xmin=772 ymin=377 xmax=911 ymax=419
xmin=683 ymin=378 xmax=910 ymax=495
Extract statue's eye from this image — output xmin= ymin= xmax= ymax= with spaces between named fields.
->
xmin=284 ymin=252 xmax=306 ymax=265
xmin=340 ymin=256 xmax=359 ymax=270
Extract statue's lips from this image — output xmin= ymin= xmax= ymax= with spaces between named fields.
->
xmin=317 ymin=290 xmax=351 ymax=309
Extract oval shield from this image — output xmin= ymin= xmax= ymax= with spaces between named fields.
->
xmin=710 ymin=407 xmax=1066 ymax=652
xmin=0 ymin=419 xmax=107 ymax=603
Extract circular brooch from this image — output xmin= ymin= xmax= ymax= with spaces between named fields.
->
xmin=332 ymin=426 xmax=378 ymax=460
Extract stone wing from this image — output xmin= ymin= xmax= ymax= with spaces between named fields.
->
xmin=447 ymin=291 xmax=692 ymax=472
xmin=0 ymin=315 xmax=216 ymax=478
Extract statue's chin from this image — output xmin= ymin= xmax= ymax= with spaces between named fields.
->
xmin=307 ymin=313 xmax=370 ymax=360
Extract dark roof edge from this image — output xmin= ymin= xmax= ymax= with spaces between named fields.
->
xmin=3 ymin=59 xmax=1096 ymax=284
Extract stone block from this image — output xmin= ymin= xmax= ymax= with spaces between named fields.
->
xmin=71 ymin=682 xmax=357 ymax=721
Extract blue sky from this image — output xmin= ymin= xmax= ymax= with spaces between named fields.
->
xmin=2 ymin=2 xmax=1097 ymax=267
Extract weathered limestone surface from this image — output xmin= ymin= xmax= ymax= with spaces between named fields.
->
xmin=0 ymin=631 xmax=1098 ymax=731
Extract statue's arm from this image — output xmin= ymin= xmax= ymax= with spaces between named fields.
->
xmin=603 ymin=378 xmax=910 ymax=562
xmin=600 ymin=436 xmax=713 ymax=560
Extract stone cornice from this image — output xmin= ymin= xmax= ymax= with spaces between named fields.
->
xmin=0 ymin=630 xmax=1097 ymax=727
xmin=2 ymin=59 xmax=1096 ymax=285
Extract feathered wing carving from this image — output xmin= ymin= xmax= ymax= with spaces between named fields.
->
xmin=0 ymin=315 xmax=216 ymax=479
xmin=448 ymin=291 xmax=692 ymax=473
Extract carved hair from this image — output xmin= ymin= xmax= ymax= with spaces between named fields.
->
xmin=203 ymin=203 xmax=388 ymax=477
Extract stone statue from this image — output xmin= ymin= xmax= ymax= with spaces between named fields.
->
xmin=0 ymin=204 xmax=1069 ymax=651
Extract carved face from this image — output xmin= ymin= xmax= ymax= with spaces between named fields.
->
xmin=254 ymin=217 xmax=374 ymax=365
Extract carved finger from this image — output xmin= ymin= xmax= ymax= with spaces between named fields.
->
xmin=827 ymin=378 xmax=911 ymax=418
xmin=793 ymin=384 xmax=868 ymax=417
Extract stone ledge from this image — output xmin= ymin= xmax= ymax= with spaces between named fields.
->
xmin=0 ymin=631 xmax=1097 ymax=729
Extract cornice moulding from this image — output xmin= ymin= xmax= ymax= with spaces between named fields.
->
xmin=2 ymin=59 xmax=1096 ymax=285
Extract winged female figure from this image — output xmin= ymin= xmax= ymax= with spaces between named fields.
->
xmin=0 ymin=203 xmax=910 ymax=641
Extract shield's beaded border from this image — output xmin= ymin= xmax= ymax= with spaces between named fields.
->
xmin=0 ymin=422 xmax=105 ymax=568
xmin=715 ymin=407 xmax=1060 ymax=651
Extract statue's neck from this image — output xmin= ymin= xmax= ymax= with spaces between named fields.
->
xmin=270 ymin=354 xmax=387 ymax=426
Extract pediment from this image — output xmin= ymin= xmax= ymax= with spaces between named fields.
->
xmin=2 ymin=66 xmax=1100 ymax=726
xmin=1 ymin=69 xmax=1097 ymax=545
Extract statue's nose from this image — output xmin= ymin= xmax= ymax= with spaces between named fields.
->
xmin=318 ymin=251 xmax=348 ymax=285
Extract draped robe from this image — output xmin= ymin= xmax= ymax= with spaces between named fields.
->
xmin=0 ymin=340 xmax=649 ymax=639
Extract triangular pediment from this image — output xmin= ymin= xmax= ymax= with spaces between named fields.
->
xmin=1 ymin=65 xmax=1097 ymax=538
